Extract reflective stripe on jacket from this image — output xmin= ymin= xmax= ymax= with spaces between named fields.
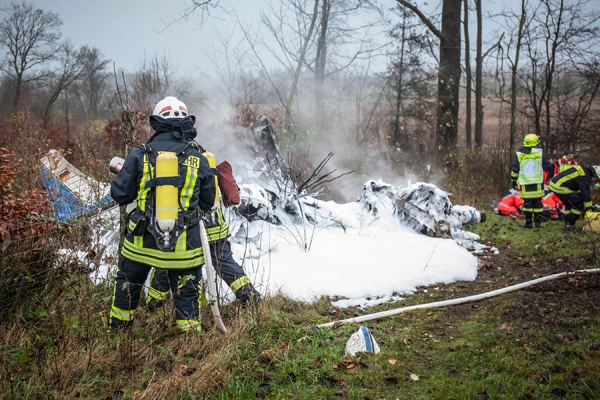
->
xmin=548 ymin=165 xmax=594 ymax=211
xmin=206 ymin=208 xmax=231 ymax=242
xmin=548 ymin=165 xmax=586 ymax=195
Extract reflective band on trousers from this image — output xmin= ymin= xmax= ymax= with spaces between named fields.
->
xmin=176 ymin=319 xmax=202 ymax=332
xmin=110 ymin=305 xmax=135 ymax=322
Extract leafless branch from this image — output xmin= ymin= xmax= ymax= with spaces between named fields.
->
xmin=155 ymin=0 xmax=219 ymax=33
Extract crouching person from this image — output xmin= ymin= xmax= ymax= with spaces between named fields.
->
xmin=548 ymin=165 xmax=600 ymax=231
xmin=109 ymin=96 xmax=216 ymax=332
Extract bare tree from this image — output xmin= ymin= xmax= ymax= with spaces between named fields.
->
xmin=509 ymin=0 xmax=526 ymax=158
xmin=561 ymin=47 xmax=600 ymax=161
xmin=260 ymin=0 xmax=320 ymax=129
xmin=159 ymin=0 xmax=218 ymax=31
xmin=41 ymin=41 xmax=85 ymax=125
xmin=520 ymin=0 xmax=599 ymax=154
xmin=551 ymin=64 xmax=600 ymax=161
xmin=75 ymin=46 xmax=111 ymax=120
xmin=314 ymin=0 xmax=330 ymax=127
xmin=257 ymin=0 xmax=385 ymax=130
xmin=310 ymin=0 xmax=385 ymax=128
xmin=129 ymin=54 xmax=190 ymax=114
xmin=396 ymin=0 xmax=462 ymax=165
xmin=387 ymin=4 xmax=436 ymax=158
xmin=474 ymin=0 xmax=483 ymax=148
xmin=0 ymin=2 xmax=62 ymax=112
xmin=202 ymin=26 xmax=251 ymax=107
xmin=463 ymin=0 xmax=472 ymax=148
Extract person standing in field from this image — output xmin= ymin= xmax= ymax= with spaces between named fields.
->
xmin=146 ymin=147 xmax=261 ymax=310
xmin=108 ymin=96 xmax=215 ymax=332
xmin=511 ymin=134 xmax=552 ymax=229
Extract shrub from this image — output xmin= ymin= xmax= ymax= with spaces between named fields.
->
xmin=0 ymin=148 xmax=63 ymax=319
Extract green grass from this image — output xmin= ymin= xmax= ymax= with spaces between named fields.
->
xmin=1 ymin=213 xmax=600 ymax=399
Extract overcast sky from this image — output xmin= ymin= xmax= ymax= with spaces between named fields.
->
xmin=24 ymin=0 xmax=266 ymax=76
xmin=21 ymin=0 xmax=600 ymax=81
xmin=22 ymin=0 xmax=513 ymax=76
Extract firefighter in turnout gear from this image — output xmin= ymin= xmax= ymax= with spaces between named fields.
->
xmin=147 ymin=148 xmax=261 ymax=310
xmin=511 ymin=134 xmax=552 ymax=228
xmin=109 ymin=96 xmax=216 ymax=332
xmin=548 ymin=165 xmax=600 ymax=231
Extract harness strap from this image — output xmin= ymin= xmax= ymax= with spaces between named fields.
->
xmin=145 ymin=176 xmax=183 ymax=188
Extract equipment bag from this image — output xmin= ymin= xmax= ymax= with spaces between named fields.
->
xmin=216 ymin=160 xmax=240 ymax=207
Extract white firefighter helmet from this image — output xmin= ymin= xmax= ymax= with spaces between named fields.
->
xmin=153 ymin=96 xmax=188 ymax=119
xmin=592 ymin=165 xmax=600 ymax=179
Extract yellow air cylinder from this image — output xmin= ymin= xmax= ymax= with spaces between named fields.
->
xmin=203 ymin=151 xmax=220 ymax=206
xmin=155 ymin=152 xmax=179 ymax=232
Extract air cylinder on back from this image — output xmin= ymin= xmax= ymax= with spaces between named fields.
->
xmin=155 ymin=152 xmax=179 ymax=233
xmin=203 ymin=151 xmax=221 ymax=207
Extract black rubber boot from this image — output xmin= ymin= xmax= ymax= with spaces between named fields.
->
xmin=533 ymin=213 xmax=541 ymax=228
xmin=237 ymin=284 xmax=261 ymax=306
xmin=564 ymin=223 xmax=575 ymax=231
xmin=147 ymin=297 xmax=165 ymax=312
xmin=110 ymin=318 xmax=132 ymax=331
xmin=564 ymin=214 xmax=577 ymax=232
xmin=522 ymin=211 xmax=533 ymax=229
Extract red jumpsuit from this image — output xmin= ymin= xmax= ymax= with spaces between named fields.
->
xmin=496 ymin=189 xmax=524 ymax=219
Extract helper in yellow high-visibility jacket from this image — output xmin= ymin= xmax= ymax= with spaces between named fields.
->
xmin=510 ymin=134 xmax=553 ymax=229
xmin=109 ymin=96 xmax=216 ymax=332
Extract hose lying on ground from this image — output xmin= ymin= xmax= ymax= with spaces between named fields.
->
xmin=316 ymin=268 xmax=600 ymax=329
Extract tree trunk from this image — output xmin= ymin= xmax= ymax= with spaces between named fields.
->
xmin=315 ymin=0 xmax=329 ymax=128
xmin=395 ymin=0 xmax=462 ymax=166
xmin=510 ymin=0 xmax=526 ymax=157
xmin=120 ymin=109 xmax=136 ymax=156
xmin=437 ymin=0 xmax=462 ymax=157
xmin=474 ymin=0 xmax=483 ymax=148
xmin=463 ymin=0 xmax=472 ymax=149
xmin=393 ymin=9 xmax=408 ymax=150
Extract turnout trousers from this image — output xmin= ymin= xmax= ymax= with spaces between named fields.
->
xmin=110 ymin=255 xmax=202 ymax=331
xmin=554 ymin=192 xmax=585 ymax=226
